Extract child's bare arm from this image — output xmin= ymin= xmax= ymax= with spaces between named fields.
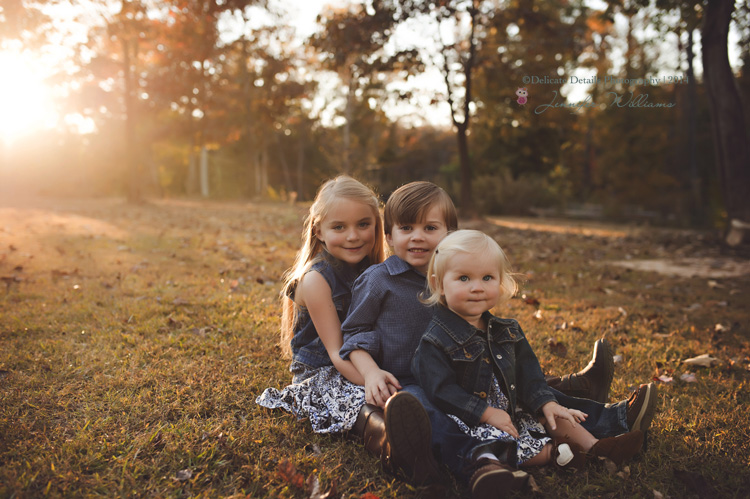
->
xmin=480 ymin=407 xmax=519 ymax=438
xmin=350 ymin=350 xmax=400 ymax=408
xmin=296 ymin=271 xmax=364 ymax=385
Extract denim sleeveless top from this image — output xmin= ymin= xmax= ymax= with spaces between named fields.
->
xmin=289 ymin=251 xmax=368 ymax=369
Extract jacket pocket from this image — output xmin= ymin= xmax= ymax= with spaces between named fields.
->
xmin=447 ymin=340 xmax=486 ymax=363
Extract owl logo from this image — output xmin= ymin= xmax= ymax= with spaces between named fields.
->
xmin=516 ymin=87 xmax=528 ymax=105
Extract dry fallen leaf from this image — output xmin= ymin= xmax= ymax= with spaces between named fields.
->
xmin=547 ymin=337 xmax=568 ymax=357
xmin=654 ymin=374 xmax=673 ymax=384
xmin=680 ymin=372 xmax=697 ymax=383
xmin=277 ymin=459 xmax=305 ymax=489
xmin=682 ymin=354 xmax=720 ymax=368
xmin=617 ymin=465 xmax=631 ymax=479
xmin=522 ymin=294 xmax=540 ymax=307
xmin=653 ymin=490 xmax=664 ymax=499
xmin=174 ymin=469 xmax=192 ymax=481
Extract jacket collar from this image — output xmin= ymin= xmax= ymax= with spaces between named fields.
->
xmin=433 ymin=306 xmax=516 ymax=345
xmin=433 ymin=305 xmax=491 ymax=345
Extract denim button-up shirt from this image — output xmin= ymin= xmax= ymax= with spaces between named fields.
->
xmin=289 ymin=251 xmax=367 ymax=369
xmin=340 ymin=255 xmax=431 ymax=384
xmin=412 ymin=306 xmax=556 ymax=427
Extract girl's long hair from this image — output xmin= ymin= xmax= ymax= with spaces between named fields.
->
xmin=279 ymin=175 xmax=386 ymax=357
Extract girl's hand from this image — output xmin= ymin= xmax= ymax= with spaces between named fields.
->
xmin=363 ymin=369 xmax=401 ymax=408
xmin=481 ymin=407 xmax=519 ymax=438
xmin=541 ymin=402 xmax=587 ymax=431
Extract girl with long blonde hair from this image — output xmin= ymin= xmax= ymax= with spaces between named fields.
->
xmin=257 ymin=175 xmax=385 ymax=433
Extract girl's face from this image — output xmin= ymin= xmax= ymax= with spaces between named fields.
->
xmin=315 ymin=198 xmax=377 ymax=267
xmin=441 ymin=251 xmax=501 ymax=328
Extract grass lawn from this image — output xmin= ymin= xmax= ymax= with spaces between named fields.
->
xmin=1 ymin=197 xmax=749 ymax=498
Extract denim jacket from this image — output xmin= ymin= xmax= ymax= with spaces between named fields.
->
xmin=289 ymin=251 xmax=368 ymax=369
xmin=412 ymin=306 xmax=555 ymax=427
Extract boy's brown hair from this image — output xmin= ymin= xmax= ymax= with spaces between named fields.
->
xmin=383 ymin=181 xmax=458 ymax=235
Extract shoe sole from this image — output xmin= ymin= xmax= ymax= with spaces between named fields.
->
xmin=471 ymin=467 xmax=528 ymax=498
xmin=630 ymin=383 xmax=658 ymax=432
xmin=592 ymin=338 xmax=615 ymax=403
xmin=384 ymin=392 xmax=434 ymax=481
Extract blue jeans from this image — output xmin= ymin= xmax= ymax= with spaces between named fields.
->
xmin=550 ymin=388 xmax=628 ymax=439
xmin=403 ymin=384 xmax=499 ymax=480
xmin=402 ymin=384 xmax=629 ymax=481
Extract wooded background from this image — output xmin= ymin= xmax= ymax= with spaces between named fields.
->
xmin=1 ymin=0 xmax=749 ymax=228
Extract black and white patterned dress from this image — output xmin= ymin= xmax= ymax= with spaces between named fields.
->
xmin=256 ymin=362 xmax=366 ymax=434
xmin=448 ymin=375 xmax=551 ymax=465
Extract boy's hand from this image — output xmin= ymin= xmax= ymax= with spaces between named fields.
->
xmin=481 ymin=407 xmax=519 ymax=438
xmin=540 ymin=401 xmax=586 ymax=431
xmin=363 ymin=369 xmax=401 ymax=408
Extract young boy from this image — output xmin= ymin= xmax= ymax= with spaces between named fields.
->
xmin=340 ymin=182 xmax=657 ymax=496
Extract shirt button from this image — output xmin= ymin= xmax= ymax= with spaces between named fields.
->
xmin=510 ymin=384 xmax=516 ymax=390
xmin=478 ymin=391 xmax=487 ymax=399
xmin=464 ymin=350 xmax=472 ymax=359
xmin=496 ymin=354 xmax=502 ymax=360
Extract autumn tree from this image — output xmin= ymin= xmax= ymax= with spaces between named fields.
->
xmin=702 ymin=0 xmax=750 ymax=245
xmin=310 ymin=0 xmax=420 ymax=176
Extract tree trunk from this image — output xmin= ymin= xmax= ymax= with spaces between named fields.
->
xmin=296 ymin=134 xmax=305 ymax=200
xmin=343 ymin=75 xmax=354 ymax=174
xmin=122 ymin=37 xmax=142 ymax=203
xmin=686 ymin=28 xmax=701 ymax=223
xmin=199 ymin=146 xmax=209 ymax=198
xmin=275 ymin=133 xmax=293 ymax=193
xmin=456 ymin=123 xmax=472 ymax=216
xmin=702 ymin=0 xmax=750 ymax=245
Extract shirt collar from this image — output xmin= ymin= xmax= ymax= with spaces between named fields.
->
xmin=383 ymin=254 xmax=423 ymax=277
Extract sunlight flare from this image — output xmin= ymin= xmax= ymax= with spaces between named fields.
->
xmin=0 ymin=49 xmax=58 ymax=143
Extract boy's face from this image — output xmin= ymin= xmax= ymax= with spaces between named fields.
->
xmin=386 ymin=204 xmax=448 ymax=272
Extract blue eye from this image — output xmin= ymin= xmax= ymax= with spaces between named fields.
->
xmin=483 ymin=275 xmax=493 ymax=281
xmin=400 ymin=225 xmax=411 ymax=231
xmin=459 ymin=276 xmax=469 ymax=282
xmin=359 ymin=222 xmax=371 ymax=228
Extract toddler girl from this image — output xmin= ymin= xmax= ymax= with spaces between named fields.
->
xmin=256 ymin=175 xmax=385 ymax=433
xmin=412 ymin=230 xmax=644 ymax=473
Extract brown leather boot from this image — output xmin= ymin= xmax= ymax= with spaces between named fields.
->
xmin=469 ymin=458 xmax=529 ymax=499
xmin=351 ymin=403 xmax=387 ymax=456
xmin=383 ymin=391 xmax=442 ymax=486
xmin=546 ymin=337 xmax=614 ymax=403
xmin=351 ymin=394 xmax=442 ymax=486
xmin=589 ymin=430 xmax=644 ymax=466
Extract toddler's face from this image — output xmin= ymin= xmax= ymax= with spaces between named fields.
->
xmin=386 ymin=204 xmax=448 ymax=272
xmin=441 ymin=251 xmax=500 ymax=327
xmin=315 ymin=198 xmax=377 ymax=267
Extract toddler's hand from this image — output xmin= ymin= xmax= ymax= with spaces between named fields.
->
xmin=481 ymin=407 xmax=519 ymax=439
xmin=541 ymin=402 xmax=586 ymax=431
